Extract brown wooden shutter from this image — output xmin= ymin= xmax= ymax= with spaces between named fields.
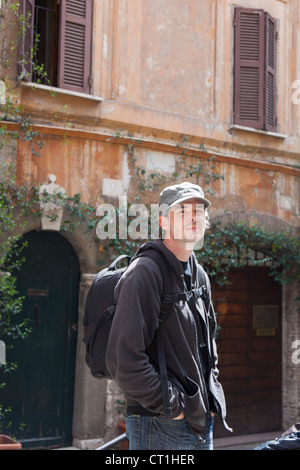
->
xmin=58 ymin=0 xmax=93 ymax=93
xmin=264 ymin=13 xmax=277 ymax=132
xmin=234 ymin=7 xmax=265 ymax=129
xmin=19 ymin=0 xmax=35 ymax=81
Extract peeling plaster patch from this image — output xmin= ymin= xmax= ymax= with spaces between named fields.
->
xmin=118 ymin=85 xmax=126 ymax=95
xmin=228 ymin=166 xmax=239 ymax=195
xmin=80 ymin=178 xmax=89 ymax=193
xmin=102 ymin=178 xmax=123 ymax=197
xmin=122 ymin=152 xmax=131 ymax=193
xmin=280 ymin=195 xmax=292 ymax=210
xmin=0 ymin=80 xmax=5 ymax=104
xmin=146 ymin=57 xmax=153 ymax=70
xmin=0 ymin=140 xmax=16 ymax=176
xmin=219 ymin=164 xmax=239 ymax=198
xmin=157 ymin=23 xmax=167 ymax=31
xmin=205 ymin=73 xmax=212 ymax=88
xmin=103 ymin=34 xmax=108 ymax=59
xmin=103 ymin=103 xmax=116 ymax=113
xmin=146 ymin=151 xmax=175 ymax=173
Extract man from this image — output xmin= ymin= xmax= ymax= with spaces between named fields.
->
xmin=106 ymin=182 xmax=231 ymax=450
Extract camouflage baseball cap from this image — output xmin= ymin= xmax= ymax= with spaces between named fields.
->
xmin=159 ymin=182 xmax=211 ymax=210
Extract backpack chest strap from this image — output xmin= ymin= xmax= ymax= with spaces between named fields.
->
xmin=162 ymin=286 xmax=207 ymax=305
xmin=158 ymin=286 xmax=207 ymax=323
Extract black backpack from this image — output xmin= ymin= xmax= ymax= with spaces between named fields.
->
xmin=255 ymin=432 xmax=300 ymax=450
xmin=255 ymin=423 xmax=300 ymax=450
xmin=83 ymin=247 xmax=207 ymax=416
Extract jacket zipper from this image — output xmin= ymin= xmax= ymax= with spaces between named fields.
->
xmin=179 ymin=258 xmax=231 ymax=434
xmin=180 ymin=272 xmax=210 ymax=439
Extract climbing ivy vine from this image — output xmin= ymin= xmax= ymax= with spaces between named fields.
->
xmin=198 ymin=220 xmax=300 ymax=287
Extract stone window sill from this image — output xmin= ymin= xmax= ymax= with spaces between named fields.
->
xmin=20 ymin=82 xmax=104 ymax=103
xmin=230 ymin=124 xmax=287 ymax=139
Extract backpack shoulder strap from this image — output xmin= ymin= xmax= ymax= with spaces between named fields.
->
xmin=137 ymin=248 xmax=173 ymax=323
xmin=137 ymin=248 xmax=208 ymax=417
xmin=108 ymin=254 xmax=131 ymax=271
xmin=138 ymin=248 xmax=208 ymax=312
xmin=137 ymin=248 xmax=174 ymax=416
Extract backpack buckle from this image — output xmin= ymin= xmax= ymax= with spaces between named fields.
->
xmin=192 ymin=286 xmax=207 ymax=300
xmin=162 ymin=294 xmax=173 ymax=304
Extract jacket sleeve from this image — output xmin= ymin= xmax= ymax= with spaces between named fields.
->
xmin=106 ymin=256 xmax=183 ymax=416
xmin=201 ymin=267 xmax=220 ymax=373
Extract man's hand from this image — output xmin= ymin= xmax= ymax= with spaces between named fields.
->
xmin=173 ymin=411 xmax=185 ymax=420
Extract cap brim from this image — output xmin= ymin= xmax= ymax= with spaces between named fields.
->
xmin=169 ymin=195 xmax=211 ymax=209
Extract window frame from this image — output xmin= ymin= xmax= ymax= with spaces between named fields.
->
xmin=19 ymin=0 xmax=93 ymax=95
xmin=57 ymin=0 xmax=93 ymax=94
xmin=233 ymin=7 xmax=277 ymax=132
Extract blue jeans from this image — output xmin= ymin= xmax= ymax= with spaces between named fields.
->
xmin=125 ymin=413 xmax=214 ymax=450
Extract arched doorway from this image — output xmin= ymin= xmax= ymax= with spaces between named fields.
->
xmin=2 ymin=231 xmax=80 ymax=448
xmin=213 ymin=265 xmax=282 ymax=438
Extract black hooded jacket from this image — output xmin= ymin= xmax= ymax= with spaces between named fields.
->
xmin=106 ymin=239 xmax=231 ymax=438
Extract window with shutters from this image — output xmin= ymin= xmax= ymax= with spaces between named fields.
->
xmin=233 ymin=7 xmax=277 ymax=132
xmin=20 ymin=0 xmax=93 ymax=94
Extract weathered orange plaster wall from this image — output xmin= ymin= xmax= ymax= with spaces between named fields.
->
xmin=15 ymin=134 xmax=299 ymax=227
xmin=16 ymin=136 xmax=124 ymax=204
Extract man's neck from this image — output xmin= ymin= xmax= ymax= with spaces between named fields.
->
xmin=162 ymin=238 xmax=193 ymax=262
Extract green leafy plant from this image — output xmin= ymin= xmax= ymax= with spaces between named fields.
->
xmin=0 ymin=168 xmax=31 ymax=431
xmin=0 ymin=0 xmax=49 ymax=158
xmin=198 ymin=220 xmax=300 ymax=288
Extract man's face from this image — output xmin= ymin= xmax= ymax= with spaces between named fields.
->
xmin=161 ymin=198 xmax=206 ymax=247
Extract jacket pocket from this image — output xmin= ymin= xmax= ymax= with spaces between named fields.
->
xmin=182 ymin=376 xmax=207 ymax=437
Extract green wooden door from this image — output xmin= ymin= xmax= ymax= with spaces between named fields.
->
xmin=3 ymin=231 xmax=80 ymax=448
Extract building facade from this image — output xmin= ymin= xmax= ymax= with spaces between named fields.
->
xmin=0 ymin=0 xmax=299 ymax=448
